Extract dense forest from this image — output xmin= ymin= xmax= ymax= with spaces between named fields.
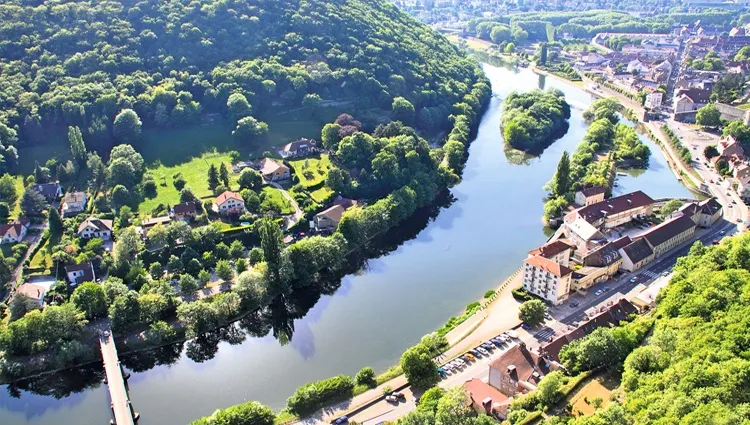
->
xmin=467 ymin=9 xmax=736 ymax=44
xmin=0 ymin=0 xmax=481 ymax=169
xmin=501 ymin=89 xmax=570 ymax=153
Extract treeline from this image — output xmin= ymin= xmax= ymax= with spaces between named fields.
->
xmin=544 ymin=98 xmax=650 ymax=220
xmin=620 ymin=234 xmax=750 ymax=423
xmin=501 ymin=89 xmax=571 ymax=153
xmin=0 ymin=0 xmax=481 ymax=165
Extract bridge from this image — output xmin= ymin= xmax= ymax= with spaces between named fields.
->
xmin=100 ymin=331 xmax=139 ymax=425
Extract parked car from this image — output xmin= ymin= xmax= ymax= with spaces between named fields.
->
xmin=443 ymin=363 xmax=453 ymax=371
xmin=332 ymin=416 xmax=348 ymax=424
xmin=738 ymin=218 xmax=743 ymax=223
xmin=385 ymin=395 xmax=399 ymax=403
xmin=481 ymin=342 xmax=495 ymax=350
xmin=491 ymin=338 xmax=504 ymax=347
xmin=392 ymin=391 xmax=406 ymax=400
xmin=437 ymin=368 xmax=447 ymax=378
xmin=544 ymin=313 xmax=552 ymax=320
xmin=464 ymin=353 xmax=475 ymax=361
xmin=570 ymin=301 xmax=579 ymax=307
xmin=476 ymin=346 xmax=489 ymax=356
xmin=595 ymin=290 xmax=602 ymax=296
xmin=469 ymin=349 xmax=482 ymax=357
xmin=521 ymin=323 xmax=531 ymax=330
xmin=630 ymin=277 xmax=637 ymax=283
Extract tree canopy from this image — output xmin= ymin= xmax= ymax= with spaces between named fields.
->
xmin=501 ymin=89 xmax=571 ymax=153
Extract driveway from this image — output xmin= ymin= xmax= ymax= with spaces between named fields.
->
xmin=267 ymin=181 xmax=304 ymax=229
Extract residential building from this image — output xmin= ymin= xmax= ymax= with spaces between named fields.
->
xmin=574 ymin=186 xmax=606 ymax=206
xmin=77 ymin=217 xmax=113 ymax=240
xmin=680 ymin=198 xmax=722 ymax=227
xmin=644 ymin=91 xmax=663 ymax=109
xmin=740 ymin=176 xmax=750 ymax=201
xmin=138 ymin=215 xmax=172 ymax=238
xmin=540 ymin=299 xmax=638 ymax=362
xmin=256 ymin=158 xmax=290 ymax=181
xmin=488 ymin=343 xmax=550 ymax=397
xmin=213 ymin=191 xmax=246 ymax=215
xmin=639 ymin=214 xmax=696 ymax=258
xmin=65 ymin=262 xmax=95 ymax=286
xmin=527 ymin=239 xmax=575 ymax=267
xmin=171 ymin=202 xmax=200 ymax=222
xmin=522 ymin=255 xmax=573 ymax=305
xmin=279 ymin=138 xmax=317 ymax=158
xmin=626 ymin=59 xmax=649 ymax=74
xmin=562 ymin=217 xmax=606 ymax=253
xmin=0 ymin=219 xmax=28 ymax=244
xmin=464 ymin=379 xmax=510 ymax=420
xmin=313 ymin=197 xmax=357 ymax=232
xmin=735 ymin=163 xmax=750 ymax=181
xmin=617 ymin=238 xmax=655 ymax=272
xmin=717 ymin=135 xmax=744 ymax=158
xmin=566 ymin=191 xmax=654 ymax=230
xmin=31 ymin=182 xmax=62 ymax=201
xmin=61 ymin=191 xmax=87 ymax=217
xmin=14 ymin=282 xmax=48 ymax=308
xmin=673 ymin=88 xmax=711 ymax=113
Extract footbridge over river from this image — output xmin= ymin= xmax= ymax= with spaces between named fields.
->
xmin=100 ymin=330 xmax=139 ymax=425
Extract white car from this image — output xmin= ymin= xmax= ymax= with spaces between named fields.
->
xmin=476 ymin=347 xmax=490 ymax=356
xmin=454 ymin=358 xmax=465 ymax=366
xmin=595 ymin=290 xmax=602 ymax=296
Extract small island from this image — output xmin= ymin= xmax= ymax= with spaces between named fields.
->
xmin=501 ymin=88 xmax=571 ymax=153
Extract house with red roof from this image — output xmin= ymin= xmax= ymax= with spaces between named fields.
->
xmin=212 ymin=191 xmax=245 ymax=215
xmin=0 ymin=217 xmax=30 ymax=244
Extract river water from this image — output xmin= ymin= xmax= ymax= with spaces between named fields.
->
xmin=0 ymin=64 xmax=694 ymax=425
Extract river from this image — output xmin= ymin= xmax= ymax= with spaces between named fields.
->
xmin=0 ymin=64 xmax=694 ymax=425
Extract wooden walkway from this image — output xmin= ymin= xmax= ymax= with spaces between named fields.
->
xmin=100 ymin=331 xmax=138 ymax=425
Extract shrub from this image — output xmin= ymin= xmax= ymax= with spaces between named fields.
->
xmin=355 ymin=366 xmax=377 ymax=387
xmin=484 ymin=290 xmax=496 ymax=298
xmin=286 ymin=375 xmax=355 ymax=415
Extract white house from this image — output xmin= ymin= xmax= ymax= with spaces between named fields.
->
xmin=0 ymin=220 xmax=28 ymax=244
xmin=77 ymin=217 xmax=113 ymax=240
xmin=61 ymin=191 xmax=87 ymax=217
xmin=65 ymin=262 xmax=95 ymax=286
xmin=626 ymin=59 xmax=650 ymax=74
xmin=256 ymin=158 xmax=290 ymax=181
xmin=644 ymin=91 xmax=663 ymax=109
xmin=522 ymin=254 xmax=573 ymax=305
xmin=213 ymin=191 xmax=246 ymax=215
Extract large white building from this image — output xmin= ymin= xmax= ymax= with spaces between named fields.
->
xmin=522 ymin=240 xmax=576 ymax=305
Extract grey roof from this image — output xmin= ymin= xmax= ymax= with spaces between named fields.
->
xmin=31 ymin=183 xmax=61 ymax=199
xmin=640 ymin=214 xmax=696 ymax=248
xmin=621 ymin=239 xmax=654 ymax=264
xmin=699 ymin=198 xmax=722 ymax=216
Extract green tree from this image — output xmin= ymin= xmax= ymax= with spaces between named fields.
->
xmin=722 ymin=120 xmax=750 ymax=146
xmin=392 ymin=97 xmax=416 ymax=124
xmin=505 ymin=42 xmax=516 ymax=53
xmin=194 ymin=400 xmax=276 ymax=425
xmin=71 ymin=282 xmax=107 ymax=319
xmin=227 ymin=92 xmax=252 ymax=121
xmin=536 ymin=371 xmax=565 ymax=408
xmin=20 ymin=188 xmax=48 ymax=217
xmin=238 ymin=168 xmax=263 ymax=190
xmin=0 ymin=174 xmax=18 ymax=206
xmin=233 ymin=116 xmax=268 ymax=143
xmin=109 ymin=291 xmax=141 ymax=332
xmin=177 ymin=301 xmax=218 ymax=337
xmin=149 ymin=262 xmax=163 ymax=279
xmin=258 ymin=218 xmax=284 ymax=283
xmin=207 ymin=164 xmax=219 ymax=190
xmin=660 ymin=199 xmax=683 ymax=217
xmin=519 ymin=299 xmax=547 ymax=327
xmin=68 ymin=126 xmax=87 ymax=166
xmin=113 ymin=227 xmax=142 ymax=273
xmin=400 ymin=344 xmax=439 ymax=389
xmin=9 ymin=294 xmax=40 ymax=321
xmin=215 ymin=259 xmax=234 ymax=282
xmin=417 ymin=387 xmax=446 ymax=413
xmin=321 ymin=123 xmax=342 ymax=151
xmin=219 ymin=162 xmax=230 ymax=187
xmin=554 ymin=151 xmax=570 ymax=196
xmin=704 ymin=144 xmax=719 ymax=159
xmin=198 ymin=269 xmax=211 ymax=286
xmin=113 ymin=109 xmax=142 ymax=143
xmin=355 ymin=366 xmax=376 ymax=387
xmin=696 ymin=104 xmax=722 ymax=128
xmin=229 ymin=240 xmax=245 ymax=259
xmin=538 ymin=43 xmax=548 ymax=65
xmin=48 ymin=207 xmax=64 ymax=236
xmin=179 ymin=274 xmax=199 ymax=295
xmin=435 ymin=387 xmax=474 ymax=425
xmin=148 ymin=321 xmax=176 ymax=344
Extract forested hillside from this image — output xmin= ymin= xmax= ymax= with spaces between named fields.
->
xmin=620 ymin=235 xmax=750 ymax=424
xmin=0 ymin=0 xmax=480 ymax=168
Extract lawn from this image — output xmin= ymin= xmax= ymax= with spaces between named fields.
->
xmin=288 ymin=154 xmax=332 ymax=188
xmin=29 ymin=232 xmax=61 ymax=272
xmin=261 ymin=186 xmax=294 ymax=215
xmin=568 ymin=372 xmax=619 ymax=417
xmin=310 ymin=186 xmax=335 ymax=203
xmin=9 ymin=175 xmax=24 ymax=219
xmin=138 ymin=152 xmax=239 ymax=213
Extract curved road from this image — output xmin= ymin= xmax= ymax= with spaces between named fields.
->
xmin=268 ymin=181 xmax=304 ymax=229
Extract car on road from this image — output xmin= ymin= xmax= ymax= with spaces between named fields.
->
xmin=331 ymin=416 xmax=348 ymax=424
xmin=630 ymin=277 xmax=637 ymax=283
xmin=476 ymin=346 xmax=490 ymax=356
xmin=595 ymin=290 xmax=602 ymax=296
xmin=662 ymin=271 xmax=669 ymax=277
xmin=544 ymin=313 xmax=552 ymax=320
xmin=732 ymin=200 xmax=737 ymax=204
xmin=469 ymin=349 xmax=481 ymax=357
xmin=385 ymin=395 xmax=399 ymax=403
xmin=391 ymin=391 xmax=406 ymax=400
xmin=463 ymin=353 xmax=475 ymax=361
xmin=570 ymin=301 xmax=579 ymax=307
xmin=738 ymin=218 xmax=743 ymax=223
xmin=720 ymin=230 xmax=725 ymax=235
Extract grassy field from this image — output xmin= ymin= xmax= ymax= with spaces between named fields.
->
xmin=568 ymin=372 xmax=619 ymax=417
xmin=310 ymin=186 xmax=335 ymax=203
xmin=138 ymin=152 xmax=238 ymax=213
xmin=29 ymin=232 xmax=61 ymax=272
xmin=288 ymin=154 xmax=332 ymax=188
xmin=261 ymin=186 xmax=294 ymax=215
xmin=9 ymin=175 xmax=24 ymax=219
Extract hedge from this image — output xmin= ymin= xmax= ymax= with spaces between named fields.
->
xmin=286 ymin=374 xmax=355 ymax=416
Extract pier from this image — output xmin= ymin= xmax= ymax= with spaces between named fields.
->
xmin=100 ymin=331 xmax=139 ymax=425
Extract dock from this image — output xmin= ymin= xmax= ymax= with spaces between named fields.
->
xmin=100 ymin=331 xmax=139 ymax=425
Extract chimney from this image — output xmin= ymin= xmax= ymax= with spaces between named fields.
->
xmin=482 ymin=398 xmax=493 ymax=413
